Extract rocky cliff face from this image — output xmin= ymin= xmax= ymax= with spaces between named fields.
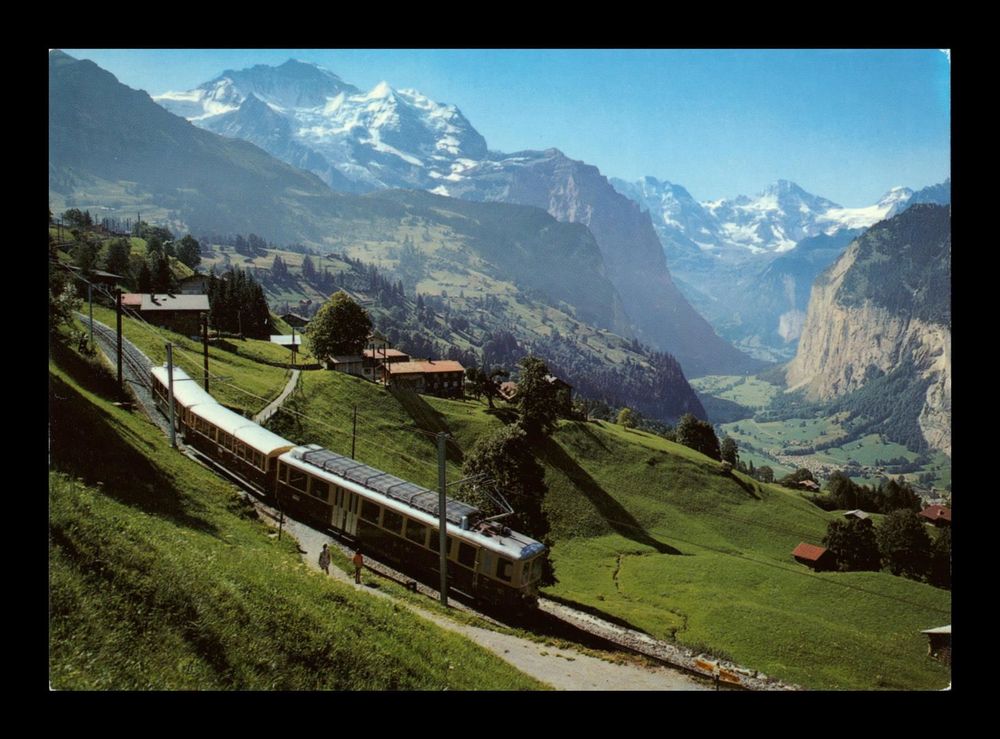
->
xmin=786 ymin=205 xmax=951 ymax=455
xmin=450 ymin=150 xmax=761 ymax=377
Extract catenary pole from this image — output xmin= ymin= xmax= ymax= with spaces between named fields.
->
xmin=438 ymin=432 xmax=449 ymax=607
xmin=166 ymin=343 xmax=176 ymax=449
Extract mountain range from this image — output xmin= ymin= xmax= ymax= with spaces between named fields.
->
xmin=610 ymin=175 xmax=949 ymax=360
xmin=153 ymin=58 xmax=949 ymax=367
xmin=54 ymin=52 xmax=761 ymax=378
xmin=48 ymin=50 xmax=711 ymax=422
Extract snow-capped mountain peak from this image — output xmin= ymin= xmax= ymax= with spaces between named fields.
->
xmin=155 ymin=61 xmax=488 ymax=191
xmin=819 ymin=185 xmax=914 ymax=232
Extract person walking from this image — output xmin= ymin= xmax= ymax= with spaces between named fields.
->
xmin=352 ymin=548 xmax=364 ymax=584
xmin=318 ymin=543 xmax=331 ymax=575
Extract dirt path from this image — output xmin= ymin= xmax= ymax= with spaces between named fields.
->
xmin=253 ymin=369 xmax=300 ymax=424
xmin=284 ymin=517 xmax=709 ymax=691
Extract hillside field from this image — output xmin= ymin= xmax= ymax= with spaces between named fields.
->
xmin=265 ymin=368 xmax=951 ymax=690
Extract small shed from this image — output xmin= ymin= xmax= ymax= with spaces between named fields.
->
xmin=919 ymin=505 xmax=952 ymax=527
xmin=792 ymin=542 xmax=834 ymax=571
xmin=921 ymin=625 xmax=951 ymax=665
xmin=281 ymin=313 xmax=311 ymax=329
xmin=323 ymin=354 xmax=364 ymax=376
xmin=843 ymin=509 xmax=870 ymax=520
xmin=177 ymin=274 xmax=209 ymax=294
xmin=798 ymin=479 xmax=821 ymax=492
xmin=270 ymin=335 xmax=302 ymax=361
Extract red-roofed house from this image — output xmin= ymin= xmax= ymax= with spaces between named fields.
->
xmin=792 ymin=542 xmax=835 ymax=571
xmin=362 ymin=348 xmax=410 ymax=382
xmin=919 ymin=505 xmax=952 ymax=527
xmin=385 ymin=360 xmax=465 ymax=398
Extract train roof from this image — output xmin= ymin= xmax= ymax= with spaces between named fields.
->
xmin=189 ymin=402 xmax=294 ymax=456
xmin=151 ymin=365 xmax=217 ymax=409
xmin=281 ymin=445 xmax=545 ymax=561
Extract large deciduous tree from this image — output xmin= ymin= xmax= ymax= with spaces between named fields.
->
xmin=176 ymin=235 xmax=201 ymax=270
xmin=460 ymin=424 xmax=553 ymax=584
xmin=822 ymin=518 xmax=881 ymax=572
xmin=676 ymin=413 xmax=721 ymax=460
xmin=720 ymin=436 xmax=739 ymax=466
xmin=515 ymin=356 xmax=560 ymax=438
xmin=309 ymin=291 xmax=373 ymax=360
xmin=876 ymin=509 xmax=932 ymax=579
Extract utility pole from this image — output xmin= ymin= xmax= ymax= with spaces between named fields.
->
xmin=351 ymin=405 xmax=358 ymax=460
xmin=166 ymin=343 xmax=177 ymax=449
xmin=87 ymin=282 xmax=94 ymax=348
xmin=115 ymin=289 xmax=123 ymax=388
xmin=202 ymin=314 xmax=210 ymax=393
xmin=438 ymin=432 xmax=448 ymax=607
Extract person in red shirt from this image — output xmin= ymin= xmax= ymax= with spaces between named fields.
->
xmin=352 ymin=548 xmax=364 ymax=584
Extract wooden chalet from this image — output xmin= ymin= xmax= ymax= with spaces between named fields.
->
xmin=919 ymin=504 xmax=952 ymax=527
xmin=385 ymin=360 xmax=465 ymax=398
xmin=122 ymin=293 xmax=209 ymax=336
xmin=792 ymin=542 xmax=834 ymax=572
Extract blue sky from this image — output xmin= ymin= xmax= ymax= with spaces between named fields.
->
xmin=61 ymin=49 xmax=951 ymax=207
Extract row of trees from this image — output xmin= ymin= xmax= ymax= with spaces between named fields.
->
xmin=821 ymin=512 xmax=950 ymax=588
xmin=206 ymin=269 xmax=273 ymax=339
xmin=815 ymin=471 xmax=923 ymax=514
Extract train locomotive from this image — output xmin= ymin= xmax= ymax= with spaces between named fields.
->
xmin=150 ymin=365 xmax=547 ymax=609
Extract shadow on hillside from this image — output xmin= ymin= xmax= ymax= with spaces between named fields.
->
xmin=729 ymin=473 xmax=762 ymax=500
xmin=390 ymin=387 xmax=463 ymax=465
xmin=574 ymin=421 xmax=612 ymax=452
xmin=49 ymin=367 xmax=219 ymax=535
xmin=537 ymin=436 xmax=681 ymax=555
xmin=484 ymin=406 xmax=519 ymax=425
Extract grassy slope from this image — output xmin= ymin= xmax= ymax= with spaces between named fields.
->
xmin=264 ymin=370 xmax=951 ymax=689
xmin=540 ymin=421 xmax=950 ymax=690
xmin=48 ymin=339 xmax=543 ymax=690
xmin=89 ymin=305 xmax=291 ymax=415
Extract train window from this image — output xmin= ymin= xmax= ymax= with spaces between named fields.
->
xmin=310 ymin=479 xmax=329 ymax=502
xmin=457 ymin=542 xmax=477 ymax=568
xmin=361 ymin=500 xmax=380 ymax=523
xmin=382 ymin=509 xmax=404 ymax=535
xmin=479 ymin=551 xmax=495 ymax=578
xmin=427 ymin=530 xmax=454 ymax=554
xmin=288 ymin=469 xmax=307 ymax=491
xmin=235 ymin=442 xmax=246 ymax=459
xmin=253 ymin=452 xmax=264 ymax=469
xmin=278 ymin=463 xmax=288 ymax=482
xmin=404 ymin=520 xmax=427 ymax=546
xmin=531 ymin=558 xmax=543 ymax=583
xmin=496 ymin=557 xmax=513 ymax=583
xmin=222 ymin=433 xmax=234 ymax=451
